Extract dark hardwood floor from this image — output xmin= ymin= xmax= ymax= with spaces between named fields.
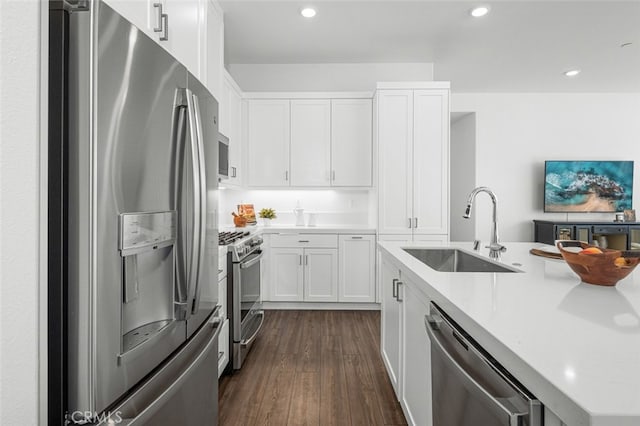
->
xmin=219 ymin=310 xmax=407 ymax=426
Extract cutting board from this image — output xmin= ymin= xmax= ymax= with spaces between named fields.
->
xmin=529 ymin=248 xmax=563 ymax=260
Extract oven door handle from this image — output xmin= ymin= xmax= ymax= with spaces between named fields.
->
xmin=241 ymin=310 xmax=265 ymax=346
xmin=239 ymin=252 xmax=263 ymax=269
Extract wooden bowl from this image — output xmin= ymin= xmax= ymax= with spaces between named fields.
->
xmin=233 ymin=214 xmax=247 ymax=227
xmin=556 ymin=241 xmax=640 ymax=286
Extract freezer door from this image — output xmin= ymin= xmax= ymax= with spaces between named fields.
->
xmin=67 ymin=1 xmax=190 ymax=416
xmin=97 ymin=314 xmax=222 ymax=426
xmin=186 ymin=73 xmax=219 ymax=338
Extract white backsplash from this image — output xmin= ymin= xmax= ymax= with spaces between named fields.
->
xmin=219 ymin=188 xmax=374 ymax=227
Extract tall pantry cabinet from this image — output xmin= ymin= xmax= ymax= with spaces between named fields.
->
xmin=376 ymin=82 xmax=450 ymax=243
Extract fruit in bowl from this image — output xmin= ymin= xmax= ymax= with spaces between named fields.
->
xmin=580 ymin=247 xmax=603 ymax=255
xmin=556 ymin=240 xmax=640 ymax=286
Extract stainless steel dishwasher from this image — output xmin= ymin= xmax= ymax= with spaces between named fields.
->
xmin=424 ymin=303 xmax=543 ymax=426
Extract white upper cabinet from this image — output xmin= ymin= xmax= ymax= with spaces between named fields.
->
xmin=412 ymin=90 xmax=449 ymax=235
xmin=331 ymin=99 xmax=373 ymax=187
xmin=377 ymin=83 xmax=450 ymax=240
xmin=104 ymin=0 xmax=221 ymax=85
xmin=204 ymin=0 xmax=224 ymax=100
xmin=245 ymin=95 xmax=372 ymax=188
xmin=377 ymin=90 xmax=414 ymax=236
xmin=163 ymin=0 xmax=205 ymax=81
xmin=290 ymin=100 xmax=331 ymax=186
xmin=103 ymin=0 xmax=163 ymax=40
xmin=247 ymin=100 xmax=291 ymax=187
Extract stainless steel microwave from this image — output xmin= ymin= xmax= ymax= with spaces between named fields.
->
xmin=218 ymin=133 xmax=229 ymax=179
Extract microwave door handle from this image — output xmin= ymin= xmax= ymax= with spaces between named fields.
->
xmin=183 ymin=88 xmax=201 ymax=317
xmin=190 ymin=93 xmax=207 ymax=314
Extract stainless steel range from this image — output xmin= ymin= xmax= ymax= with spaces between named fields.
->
xmin=219 ymin=230 xmax=264 ymax=369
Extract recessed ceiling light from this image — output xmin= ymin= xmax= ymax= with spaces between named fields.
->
xmin=300 ymin=7 xmax=316 ymax=18
xmin=470 ymin=6 xmax=490 ymax=17
xmin=564 ymin=69 xmax=581 ymax=77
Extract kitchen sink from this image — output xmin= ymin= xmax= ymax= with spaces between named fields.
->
xmin=403 ymin=248 xmax=519 ymax=273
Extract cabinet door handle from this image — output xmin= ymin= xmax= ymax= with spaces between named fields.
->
xmin=231 ymin=166 xmax=237 ymax=178
xmin=408 ymin=218 xmax=412 ymax=229
xmin=332 ymin=170 xmax=336 ymax=181
xmin=299 ymin=255 xmax=302 ymax=265
xmin=304 ymin=255 xmax=308 ymax=266
xmin=396 ymin=281 xmax=403 ymax=302
xmin=160 ymin=13 xmax=169 ymax=41
xmin=413 ymin=217 xmax=418 ymax=228
xmin=153 ymin=3 xmax=163 ymax=32
xmin=392 ymin=278 xmax=398 ymax=298
xmin=285 ymin=171 xmax=289 ymax=181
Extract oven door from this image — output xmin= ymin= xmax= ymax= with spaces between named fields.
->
xmin=233 ymin=250 xmax=263 ymax=338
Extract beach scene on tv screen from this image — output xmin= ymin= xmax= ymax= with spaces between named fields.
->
xmin=545 ymin=161 xmax=634 ymax=212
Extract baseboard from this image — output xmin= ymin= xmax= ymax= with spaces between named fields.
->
xmin=261 ymin=302 xmax=380 ymax=311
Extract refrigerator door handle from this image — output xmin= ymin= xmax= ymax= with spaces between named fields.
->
xmin=172 ymin=103 xmax=190 ymax=314
xmin=184 ymin=89 xmax=202 ymax=317
xmin=118 ymin=324 xmax=221 ymax=425
xmin=190 ymin=93 xmax=207 ymax=315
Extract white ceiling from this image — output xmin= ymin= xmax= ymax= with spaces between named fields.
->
xmin=219 ymin=0 xmax=640 ymax=92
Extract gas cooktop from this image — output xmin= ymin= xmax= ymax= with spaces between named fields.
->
xmin=219 ymin=231 xmax=250 ymax=246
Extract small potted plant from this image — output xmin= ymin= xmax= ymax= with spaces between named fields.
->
xmin=258 ymin=208 xmax=277 ymax=226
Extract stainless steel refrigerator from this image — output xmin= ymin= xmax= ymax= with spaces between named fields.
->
xmin=48 ymin=1 xmax=221 ymax=424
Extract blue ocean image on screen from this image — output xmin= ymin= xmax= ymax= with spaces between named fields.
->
xmin=545 ymin=161 xmax=633 ymax=212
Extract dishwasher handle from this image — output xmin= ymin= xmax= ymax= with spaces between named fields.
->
xmin=425 ymin=314 xmax=536 ymax=426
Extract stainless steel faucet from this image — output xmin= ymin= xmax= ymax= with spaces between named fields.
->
xmin=463 ymin=187 xmax=506 ymax=259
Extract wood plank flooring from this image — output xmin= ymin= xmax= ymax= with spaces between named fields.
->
xmin=219 ymin=310 xmax=407 ymax=426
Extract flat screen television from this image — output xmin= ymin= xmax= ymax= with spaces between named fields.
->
xmin=544 ymin=160 xmax=634 ymax=212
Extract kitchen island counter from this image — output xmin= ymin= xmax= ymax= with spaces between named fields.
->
xmin=378 ymin=241 xmax=640 ymax=426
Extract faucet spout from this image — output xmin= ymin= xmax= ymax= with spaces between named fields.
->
xmin=462 ymin=187 xmax=506 ymax=259
xmin=463 ymin=203 xmax=472 ymax=219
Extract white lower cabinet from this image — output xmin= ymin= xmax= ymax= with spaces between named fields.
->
xmin=270 ymin=247 xmax=338 ymax=302
xmin=304 ymin=249 xmax=338 ymax=302
xmin=217 ymin=266 xmax=229 ymax=377
xmin=381 ymin=257 xmax=402 ymax=394
xmin=380 ymin=255 xmax=433 ymax=426
xmin=270 ymin=248 xmax=305 ymax=301
xmin=339 ymin=235 xmax=376 ymax=302
xmin=267 ymin=233 xmax=374 ymax=304
xmin=217 ymin=318 xmax=229 ymax=378
xmin=400 ymin=277 xmax=433 ymax=426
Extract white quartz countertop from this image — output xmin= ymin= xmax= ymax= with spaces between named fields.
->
xmin=378 ymin=241 xmax=640 ymax=426
xmin=237 ymin=225 xmax=376 ymax=234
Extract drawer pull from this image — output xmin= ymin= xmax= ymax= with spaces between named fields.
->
xmin=298 ymin=240 xmax=310 ymax=243
xmin=351 ymin=236 xmax=363 ymax=239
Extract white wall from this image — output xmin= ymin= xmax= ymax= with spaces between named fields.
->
xmin=450 ymin=112 xmax=476 ymax=242
xmin=452 ymin=93 xmax=640 ymax=242
xmin=228 ymin=63 xmax=433 ymax=92
xmin=219 ymin=188 xmax=373 ymax=227
xmin=0 ymin=0 xmax=42 ymax=424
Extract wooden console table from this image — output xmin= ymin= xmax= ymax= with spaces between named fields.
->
xmin=533 ymin=220 xmax=640 ymax=251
